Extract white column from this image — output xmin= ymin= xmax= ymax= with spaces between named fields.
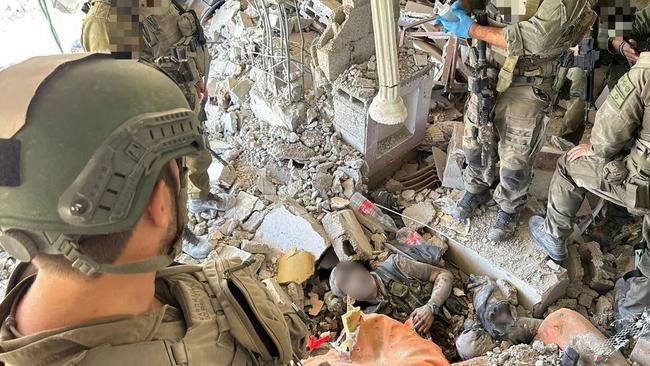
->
xmin=368 ymin=0 xmax=407 ymax=125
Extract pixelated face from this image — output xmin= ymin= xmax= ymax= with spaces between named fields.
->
xmin=600 ymin=0 xmax=637 ymax=37
xmin=332 ymin=262 xmax=378 ymax=302
xmin=492 ymin=0 xmax=529 ymax=16
xmin=107 ymin=0 xmax=170 ymax=59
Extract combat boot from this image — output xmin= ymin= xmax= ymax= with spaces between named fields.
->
xmin=188 ymin=192 xmax=235 ymax=214
xmin=452 ymin=190 xmax=492 ymax=221
xmin=488 ymin=210 xmax=519 ymax=242
xmin=528 ymin=215 xmax=567 ymax=262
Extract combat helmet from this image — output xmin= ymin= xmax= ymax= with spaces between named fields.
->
xmin=0 ymin=53 xmax=206 ymax=276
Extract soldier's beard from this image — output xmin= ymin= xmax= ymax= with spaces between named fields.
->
xmin=158 ymin=190 xmax=180 ymax=256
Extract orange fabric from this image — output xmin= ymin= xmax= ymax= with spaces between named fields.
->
xmin=302 ymin=314 xmax=450 ymax=366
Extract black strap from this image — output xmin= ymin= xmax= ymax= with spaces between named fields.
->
xmin=623 ymin=269 xmax=644 ymax=281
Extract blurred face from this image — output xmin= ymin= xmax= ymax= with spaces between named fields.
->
xmin=333 ymin=263 xmax=378 ymax=302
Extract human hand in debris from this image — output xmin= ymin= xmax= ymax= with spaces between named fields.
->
xmin=567 ymin=144 xmax=594 ymax=162
xmin=433 ymin=1 xmax=474 ymax=39
xmin=411 ymin=304 xmax=436 ymax=336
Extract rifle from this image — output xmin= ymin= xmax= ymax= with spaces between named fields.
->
xmin=573 ymin=37 xmax=600 ymax=126
xmin=550 ymin=49 xmax=575 ymax=111
xmin=469 ymin=10 xmax=496 ymax=167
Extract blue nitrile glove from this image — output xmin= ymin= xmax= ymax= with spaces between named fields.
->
xmin=433 ymin=2 xmax=474 ymax=39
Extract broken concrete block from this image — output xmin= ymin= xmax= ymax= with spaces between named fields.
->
xmin=442 ymin=122 xmax=465 ymax=190
xmin=208 ymin=162 xmax=236 ymax=188
xmin=323 ymin=209 xmax=373 ymax=261
xmin=223 ymin=112 xmax=239 ymax=135
xmin=564 ymin=245 xmax=584 ymax=282
xmin=331 ymin=197 xmax=350 ymax=210
xmin=262 ymin=278 xmax=294 ymax=308
xmin=241 ymin=240 xmax=273 ymax=255
xmin=254 ymin=199 xmax=331 ymax=259
xmin=285 ymin=282 xmax=305 ymax=309
xmin=402 ymin=201 xmax=436 ymax=230
xmin=579 ymin=242 xmax=616 ymax=292
xmin=209 ymin=0 xmax=241 ymax=37
xmin=241 ymin=210 xmax=267 ymax=232
xmin=250 ymin=88 xmax=306 ymax=131
xmin=256 ymin=173 xmax=277 ymax=196
xmin=577 ymin=288 xmax=598 ymax=308
xmin=229 ymin=79 xmax=253 ymax=105
xmin=312 ymin=173 xmax=333 ymax=195
xmin=225 ymin=192 xmax=260 ymax=223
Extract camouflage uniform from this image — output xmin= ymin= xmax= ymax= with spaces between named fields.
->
xmin=81 ymin=0 xmax=213 ymax=201
xmin=362 ymin=254 xmax=454 ymax=322
xmin=463 ymin=0 xmax=596 ymax=214
xmin=559 ymin=4 xmax=650 ymax=144
xmin=542 ymin=53 xmax=650 ymax=321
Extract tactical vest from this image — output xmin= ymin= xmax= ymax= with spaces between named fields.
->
xmin=485 ymin=0 xmax=597 ymax=92
xmin=140 ymin=1 xmax=208 ymax=108
xmin=0 ymin=258 xmax=308 ymax=366
xmin=365 ymin=260 xmax=434 ymax=323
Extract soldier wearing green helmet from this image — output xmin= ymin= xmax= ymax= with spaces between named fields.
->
xmin=0 ymin=54 xmax=307 ymax=365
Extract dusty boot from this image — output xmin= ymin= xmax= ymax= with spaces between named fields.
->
xmin=488 ymin=210 xmax=519 ymax=242
xmin=188 ymin=192 xmax=235 ymax=214
xmin=452 ymin=190 xmax=492 ymax=221
xmin=528 ymin=216 xmax=567 ymax=262
xmin=182 ymin=229 xmax=215 ymax=260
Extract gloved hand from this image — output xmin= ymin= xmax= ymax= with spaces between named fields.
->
xmin=434 ymin=1 xmax=475 ymax=39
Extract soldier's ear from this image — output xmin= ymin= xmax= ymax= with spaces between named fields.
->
xmin=145 ymin=179 xmax=172 ymax=231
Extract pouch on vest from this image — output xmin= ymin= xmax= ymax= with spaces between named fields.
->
xmin=203 ymin=256 xmax=308 ymax=365
xmin=496 ymin=56 xmax=518 ymax=93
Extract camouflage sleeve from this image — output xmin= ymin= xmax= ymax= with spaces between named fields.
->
xmin=393 ymin=255 xmax=435 ymax=282
xmin=590 ymin=68 xmax=647 ymax=158
xmin=633 ymin=6 xmax=650 ymax=41
xmin=81 ymin=0 xmax=112 ymax=53
xmin=502 ymin=0 xmax=585 ymax=57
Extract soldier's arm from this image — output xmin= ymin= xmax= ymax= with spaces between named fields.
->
xmin=590 ymin=68 xmax=648 ymax=158
xmin=500 ymin=0 xmax=584 ymax=57
xmin=633 ymin=5 xmax=650 ymax=41
xmin=81 ymin=0 xmax=112 ymax=53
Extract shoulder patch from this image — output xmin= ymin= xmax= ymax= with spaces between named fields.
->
xmin=610 ymin=74 xmax=635 ymax=108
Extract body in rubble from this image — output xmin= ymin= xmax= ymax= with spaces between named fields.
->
xmin=455 ymin=275 xmax=542 ymax=360
xmin=329 ymin=244 xmax=454 ymax=337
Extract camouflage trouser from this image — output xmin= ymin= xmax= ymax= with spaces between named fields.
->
xmin=187 ymin=89 xmax=213 ymax=200
xmin=543 ymin=153 xmax=650 ymax=276
xmin=559 ymin=64 xmax=628 ymax=144
xmin=463 ymin=82 xmax=553 ymax=214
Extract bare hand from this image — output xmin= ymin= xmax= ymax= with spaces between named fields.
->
xmin=567 ymin=144 xmax=593 ymax=162
xmin=195 ymin=79 xmax=206 ymax=102
xmin=410 ymin=305 xmax=434 ymax=336
xmin=614 ymin=37 xmax=640 ymax=65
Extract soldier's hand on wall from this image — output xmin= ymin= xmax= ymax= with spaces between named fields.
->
xmin=567 ymin=144 xmax=594 ymax=162
xmin=410 ymin=305 xmax=434 ymax=337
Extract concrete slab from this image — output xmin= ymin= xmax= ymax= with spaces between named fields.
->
xmin=434 ymin=209 xmax=569 ymax=317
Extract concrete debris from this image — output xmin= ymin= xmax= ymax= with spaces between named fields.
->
xmin=485 ymin=341 xmax=561 ymax=366
xmin=230 ymin=78 xmax=253 ymax=105
xmin=262 ymin=278 xmax=294 ymax=307
xmin=250 ymin=88 xmax=307 ymax=131
xmin=208 ymin=161 xmax=236 ymax=188
xmin=285 ymin=282 xmax=305 ymax=309
xmin=442 ymin=122 xmax=466 ymax=190
xmin=254 ymin=200 xmax=331 ymax=259
xmin=223 ymin=112 xmax=240 ymax=135
xmin=269 ymin=141 xmax=317 ymax=161
xmin=308 ymin=292 xmax=325 ymax=316
xmin=330 ymin=197 xmax=349 ymax=209
xmin=402 ymin=201 xmax=436 ymax=229
xmin=579 ymin=242 xmax=617 ymax=292
xmin=225 ymin=192 xmax=260 ymax=223
xmin=324 ymin=291 xmax=344 ymax=316
xmin=256 ymin=171 xmax=277 ymax=196
xmin=322 ymin=209 xmax=374 ymax=261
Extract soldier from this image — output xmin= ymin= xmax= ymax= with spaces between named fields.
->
xmin=528 ymin=51 xmax=650 ymax=326
xmin=557 ymin=3 xmax=650 ymax=145
xmin=0 ymin=54 xmax=307 ymax=365
xmin=435 ymin=0 xmax=597 ymax=241
xmin=81 ymin=0 xmax=233 ymax=259
xmin=328 ymin=246 xmax=454 ymax=337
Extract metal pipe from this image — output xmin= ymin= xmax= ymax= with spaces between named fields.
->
xmin=368 ymin=0 xmax=407 ymax=125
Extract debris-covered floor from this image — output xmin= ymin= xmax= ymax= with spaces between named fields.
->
xmin=1 ymin=0 xmax=649 ymax=365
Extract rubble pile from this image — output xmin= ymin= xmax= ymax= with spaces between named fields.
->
xmin=486 ymin=341 xmax=562 ymax=366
